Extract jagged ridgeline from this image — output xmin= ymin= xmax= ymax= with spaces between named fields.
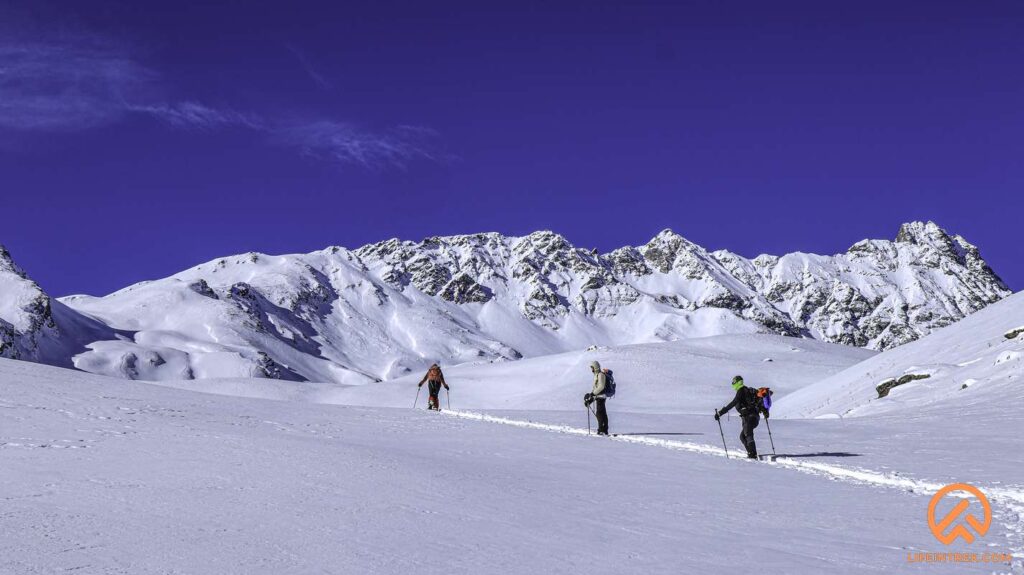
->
xmin=0 ymin=221 xmax=1010 ymax=383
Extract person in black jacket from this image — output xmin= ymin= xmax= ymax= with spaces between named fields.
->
xmin=715 ymin=375 xmax=768 ymax=459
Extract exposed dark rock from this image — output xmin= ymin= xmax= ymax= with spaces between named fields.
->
xmin=188 ymin=279 xmax=218 ymax=299
xmin=876 ymin=373 xmax=931 ymax=398
xmin=440 ymin=274 xmax=493 ymax=304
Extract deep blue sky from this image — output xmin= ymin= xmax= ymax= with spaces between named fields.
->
xmin=2 ymin=0 xmax=1021 ymax=296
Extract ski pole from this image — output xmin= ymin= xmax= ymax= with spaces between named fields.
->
xmin=446 ymin=388 xmax=451 ymax=410
xmin=587 ymin=404 xmax=592 ymax=435
xmin=413 ymin=386 xmax=421 ymax=409
xmin=765 ymin=416 xmax=776 ymax=455
xmin=715 ymin=410 xmax=729 ymax=459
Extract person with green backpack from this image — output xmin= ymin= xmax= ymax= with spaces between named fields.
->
xmin=714 ymin=375 xmax=770 ymax=459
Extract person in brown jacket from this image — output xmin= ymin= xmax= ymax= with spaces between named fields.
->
xmin=418 ymin=363 xmax=449 ymax=411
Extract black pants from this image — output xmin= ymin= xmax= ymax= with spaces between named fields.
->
xmin=740 ymin=415 xmax=759 ymax=457
xmin=428 ymin=381 xmax=442 ymax=409
xmin=594 ymin=398 xmax=609 ymax=435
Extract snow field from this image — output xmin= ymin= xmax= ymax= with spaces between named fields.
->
xmin=4 ymin=356 xmax=1022 ymax=573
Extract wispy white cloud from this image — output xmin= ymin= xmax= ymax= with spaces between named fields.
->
xmin=277 ymin=122 xmax=440 ymax=169
xmin=130 ymin=103 xmax=441 ymax=169
xmin=0 ymin=35 xmax=441 ymax=169
xmin=0 ymin=38 xmax=156 ymax=131
xmin=285 ymin=44 xmax=332 ymax=90
xmin=129 ymin=102 xmax=265 ymax=131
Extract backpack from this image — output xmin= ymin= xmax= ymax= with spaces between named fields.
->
xmin=427 ymin=365 xmax=442 ymax=381
xmin=602 ymin=368 xmax=616 ymax=398
xmin=737 ymin=386 xmax=772 ymax=416
xmin=737 ymin=386 xmax=759 ymax=416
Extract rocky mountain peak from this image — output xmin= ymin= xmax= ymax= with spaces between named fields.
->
xmin=645 ymin=228 xmax=695 ymax=248
xmin=514 ymin=230 xmax=571 ymax=253
xmin=889 ymin=221 xmax=1008 ymax=288
xmin=640 ymin=229 xmax=706 ymax=274
xmin=0 ymin=244 xmax=27 ymax=277
xmin=0 ymin=246 xmax=61 ymax=361
xmin=895 ymin=220 xmax=951 ymax=247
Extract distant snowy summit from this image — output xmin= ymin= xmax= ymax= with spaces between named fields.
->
xmin=0 ymin=221 xmax=1011 ymax=383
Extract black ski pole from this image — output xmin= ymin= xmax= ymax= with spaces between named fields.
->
xmin=587 ymin=403 xmax=592 ymax=435
xmin=765 ymin=416 xmax=776 ymax=455
xmin=715 ymin=410 xmax=729 ymax=459
xmin=413 ymin=386 xmax=421 ymax=409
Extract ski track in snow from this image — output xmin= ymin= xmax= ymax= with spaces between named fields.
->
xmin=441 ymin=409 xmax=1024 ymax=560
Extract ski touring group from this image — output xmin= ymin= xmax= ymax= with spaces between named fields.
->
xmin=414 ymin=362 xmax=776 ymax=460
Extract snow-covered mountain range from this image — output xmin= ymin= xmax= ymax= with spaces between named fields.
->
xmin=0 ymin=221 xmax=1011 ymax=383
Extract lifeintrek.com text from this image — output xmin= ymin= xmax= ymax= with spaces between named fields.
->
xmin=906 ymin=552 xmax=1012 ymax=564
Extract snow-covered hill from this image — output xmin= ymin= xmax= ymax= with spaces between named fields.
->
xmin=2 ymin=355 xmax=1021 ymax=574
xmin=776 ymin=291 xmax=1024 ymax=418
xmin=329 ymin=334 xmax=875 ymax=412
xmin=0 ymin=220 xmax=1010 ymax=383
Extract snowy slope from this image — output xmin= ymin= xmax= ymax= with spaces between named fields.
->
xmin=776 ymin=291 xmax=1024 ymax=418
xmin=331 ymin=334 xmax=875 ymax=412
xmin=133 ymin=326 xmax=1023 ymax=488
xmin=2 ymin=358 xmax=1020 ymax=574
xmin=60 ymin=248 xmax=525 ymax=384
xmin=0 ymin=245 xmax=114 ymax=366
xmin=0 ymin=220 xmax=1010 ymax=383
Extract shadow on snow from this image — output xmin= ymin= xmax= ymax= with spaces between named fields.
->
xmin=776 ymin=452 xmax=863 ymax=458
